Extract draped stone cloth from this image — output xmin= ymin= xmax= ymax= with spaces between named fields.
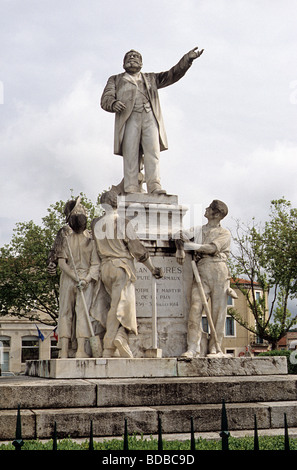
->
xmin=92 ymin=211 xmax=149 ymax=349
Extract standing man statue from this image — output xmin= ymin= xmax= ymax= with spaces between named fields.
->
xmin=54 ymin=197 xmax=101 ymax=358
xmin=175 ymin=200 xmax=236 ymax=358
xmin=92 ymin=189 xmax=163 ymax=358
xmin=100 ymin=47 xmax=204 ymax=195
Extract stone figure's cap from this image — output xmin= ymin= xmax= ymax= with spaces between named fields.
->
xmin=64 ymin=196 xmax=87 ymax=222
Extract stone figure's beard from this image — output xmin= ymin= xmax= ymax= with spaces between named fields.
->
xmin=124 ymin=61 xmax=142 ymax=74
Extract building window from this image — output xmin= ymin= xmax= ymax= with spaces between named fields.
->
xmin=21 ymin=336 xmax=39 ymax=363
xmin=226 ymin=349 xmax=235 ymax=357
xmin=255 ymin=291 xmax=262 ymax=301
xmin=225 ymin=316 xmax=235 ymax=336
xmin=255 ymin=334 xmax=264 ymax=344
xmin=227 ymin=295 xmax=234 ymax=306
xmin=0 ymin=336 xmax=11 ymax=372
xmin=51 ymin=338 xmax=59 ymax=359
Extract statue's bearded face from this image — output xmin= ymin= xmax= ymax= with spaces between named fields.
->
xmin=123 ymin=50 xmax=143 ymax=74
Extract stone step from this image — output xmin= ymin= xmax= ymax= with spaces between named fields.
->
xmin=1 ymin=375 xmax=297 ymax=410
xmin=94 ymin=375 xmax=297 ymax=407
xmin=1 ymin=401 xmax=297 ymax=440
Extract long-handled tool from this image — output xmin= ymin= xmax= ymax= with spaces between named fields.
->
xmin=191 ymin=259 xmax=222 ymax=354
xmin=65 ymin=237 xmax=102 ymax=357
xmin=145 ymin=272 xmax=162 ymax=358
xmin=151 ymin=275 xmax=158 ymax=350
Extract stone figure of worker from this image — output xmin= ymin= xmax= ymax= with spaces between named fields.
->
xmin=175 ymin=200 xmax=236 ymax=357
xmin=55 ymin=197 xmax=100 ymax=358
xmin=100 ymin=47 xmax=204 ymax=195
xmin=91 ymin=189 xmax=163 ymax=358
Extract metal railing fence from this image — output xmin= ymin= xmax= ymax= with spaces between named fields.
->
xmin=11 ymin=402 xmax=291 ymax=451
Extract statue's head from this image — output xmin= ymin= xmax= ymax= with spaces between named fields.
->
xmin=100 ymin=189 xmax=118 ymax=210
xmin=207 ymin=200 xmax=228 ymax=220
xmin=64 ymin=197 xmax=88 ymax=233
xmin=123 ymin=50 xmax=143 ymax=74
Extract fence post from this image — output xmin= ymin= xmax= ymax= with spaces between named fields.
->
xmin=220 ymin=399 xmax=230 ymax=451
xmin=253 ymin=415 xmax=259 ymax=451
xmin=52 ymin=421 xmax=57 ymax=450
xmin=123 ymin=418 xmax=129 ymax=451
xmin=89 ymin=420 xmax=94 ymax=451
xmin=190 ymin=416 xmax=196 ymax=451
xmin=284 ymin=413 xmax=290 ymax=451
xmin=12 ymin=405 xmax=24 ymax=451
xmin=158 ymin=416 xmax=163 ymax=451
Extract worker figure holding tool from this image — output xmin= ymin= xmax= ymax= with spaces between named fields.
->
xmin=92 ymin=189 xmax=163 ymax=358
xmin=175 ymin=200 xmax=237 ymax=358
xmin=56 ymin=197 xmax=101 ymax=358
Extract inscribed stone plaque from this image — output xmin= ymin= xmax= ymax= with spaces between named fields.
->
xmin=135 ymin=256 xmax=184 ymax=317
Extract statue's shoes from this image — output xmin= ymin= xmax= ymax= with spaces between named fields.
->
xmin=150 ymin=188 xmax=167 ymax=195
xmin=181 ymin=350 xmax=196 ymax=359
xmin=114 ymin=335 xmax=133 ymax=358
xmin=207 ymin=352 xmax=227 ymax=358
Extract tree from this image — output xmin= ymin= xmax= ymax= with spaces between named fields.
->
xmin=0 ymin=191 xmax=102 ymax=326
xmin=229 ymin=198 xmax=297 ymax=349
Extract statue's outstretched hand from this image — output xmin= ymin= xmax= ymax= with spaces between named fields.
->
xmin=188 ymin=47 xmax=204 ymax=61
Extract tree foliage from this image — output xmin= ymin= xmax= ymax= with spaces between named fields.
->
xmin=229 ymin=198 xmax=297 ymax=349
xmin=0 ymin=191 xmax=102 ymax=325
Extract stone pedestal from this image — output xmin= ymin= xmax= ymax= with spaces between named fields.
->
xmin=25 ymin=356 xmax=288 ymax=379
xmin=118 ymin=193 xmax=188 ymax=240
xmin=118 ymin=193 xmax=195 ymax=358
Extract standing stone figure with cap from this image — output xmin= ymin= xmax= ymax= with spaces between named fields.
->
xmin=175 ymin=200 xmax=237 ymax=358
xmin=100 ymin=46 xmax=204 ymax=195
xmin=51 ymin=197 xmax=101 ymax=358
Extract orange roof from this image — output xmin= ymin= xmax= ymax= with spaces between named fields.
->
xmin=231 ymin=278 xmax=260 ymax=286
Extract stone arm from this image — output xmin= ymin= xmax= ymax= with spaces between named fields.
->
xmin=58 ymin=258 xmax=78 ymax=283
xmin=155 ymin=47 xmax=203 ymax=90
xmin=125 ymin=221 xmax=163 ymax=279
xmin=100 ymin=75 xmax=119 ymax=113
xmin=100 ymin=47 xmax=204 ymax=112
xmin=47 ymin=225 xmax=72 ymax=275
xmin=174 ymin=224 xmax=216 ymax=265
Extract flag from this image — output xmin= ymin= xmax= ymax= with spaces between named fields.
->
xmin=35 ymin=324 xmax=45 ymax=341
xmin=53 ymin=327 xmax=58 ymax=341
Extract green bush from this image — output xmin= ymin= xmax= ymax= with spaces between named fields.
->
xmin=258 ymin=349 xmax=297 ymax=374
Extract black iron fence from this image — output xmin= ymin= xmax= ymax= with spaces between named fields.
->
xmin=11 ymin=400 xmax=291 ymax=451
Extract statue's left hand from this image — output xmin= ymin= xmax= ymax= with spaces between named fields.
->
xmin=188 ymin=47 xmax=204 ymax=60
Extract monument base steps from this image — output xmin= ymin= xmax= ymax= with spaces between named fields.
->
xmin=0 ymin=356 xmax=297 ymax=440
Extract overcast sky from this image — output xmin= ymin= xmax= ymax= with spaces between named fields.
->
xmin=1 ymin=0 xmax=297 ymax=247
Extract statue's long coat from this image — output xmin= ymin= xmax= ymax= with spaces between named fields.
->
xmin=100 ymin=52 xmax=194 ymax=156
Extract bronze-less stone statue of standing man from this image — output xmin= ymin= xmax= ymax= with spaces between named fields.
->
xmin=101 ymin=47 xmax=204 ymax=195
